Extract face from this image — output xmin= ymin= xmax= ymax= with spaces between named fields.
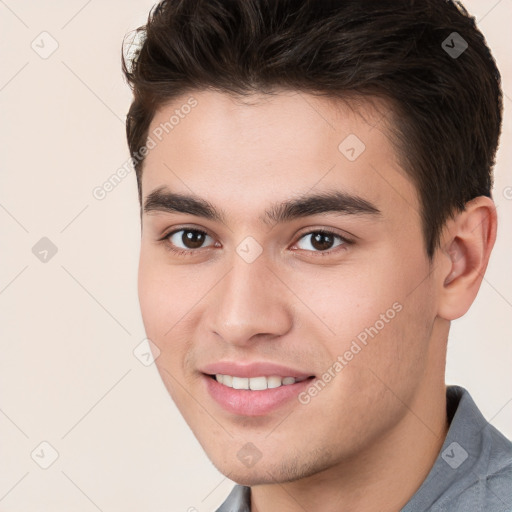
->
xmin=138 ymin=89 xmax=443 ymax=484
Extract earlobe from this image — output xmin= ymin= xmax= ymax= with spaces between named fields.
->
xmin=437 ymin=197 xmax=497 ymax=320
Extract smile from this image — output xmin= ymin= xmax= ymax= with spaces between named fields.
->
xmin=204 ymin=373 xmax=316 ymax=416
xmin=212 ymin=374 xmax=311 ymax=390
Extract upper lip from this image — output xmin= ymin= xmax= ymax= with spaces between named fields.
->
xmin=200 ymin=361 xmax=314 ymax=379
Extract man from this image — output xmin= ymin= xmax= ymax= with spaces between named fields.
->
xmin=122 ymin=0 xmax=512 ymax=510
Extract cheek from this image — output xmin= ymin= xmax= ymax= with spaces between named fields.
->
xmin=137 ymin=261 xmax=167 ymax=336
xmin=137 ymin=250 xmax=205 ymax=378
xmin=137 ymin=249 xmax=194 ymax=335
xmin=286 ymin=250 xmax=434 ymax=374
xmin=138 ymin=256 xmax=189 ymax=402
xmin=339 ymin=270 xmax=436 ymax=402
xmin=284 ymin=262 xmax=401 ymax=345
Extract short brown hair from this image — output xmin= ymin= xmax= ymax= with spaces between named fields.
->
xmin=122 ymin=0 xmax=502 ymax=258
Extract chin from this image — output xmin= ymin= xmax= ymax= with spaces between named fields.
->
xmin=213 ymin=465 xmax=283 ymax=487
xmin=207 ymin=450 xmax=324 ymax=487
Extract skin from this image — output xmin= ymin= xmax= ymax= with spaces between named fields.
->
xmin=137 ymin=89 xmax=497 ymax=512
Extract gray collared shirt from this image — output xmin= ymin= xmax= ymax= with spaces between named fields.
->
xmin=216 ymin=385 xmax=512 ymax=511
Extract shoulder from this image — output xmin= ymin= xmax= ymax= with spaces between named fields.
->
xmin=404 ymin=386 xmax=512 ymax=512
xmin=435 ymin=392 xmax=512 ymax=512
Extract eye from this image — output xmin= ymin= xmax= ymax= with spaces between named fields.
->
xmin=159 ymin=227 xmax=351 ymax=257
xmin=164 ymin=228 xmax=216 ymax=253
xmin=294 ymin=230 xmax=350 ymax=253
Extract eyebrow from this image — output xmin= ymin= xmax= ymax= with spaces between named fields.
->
xmin=143 ymin=186 xmax=381 ymax=225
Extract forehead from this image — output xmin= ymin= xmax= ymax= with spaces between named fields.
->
xmin=141 ymin=89 xmax=419 ymax=225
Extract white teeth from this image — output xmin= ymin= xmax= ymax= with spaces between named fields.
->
xmin=232 ymin=377 xmax=249 ymax=390
xmin=267 ymin=376 xmax=282 ymax=389
xmin=249 ymin=376 xmax=267 ymax=391
xmin=214 ymin=374 xmax=307 ymax=390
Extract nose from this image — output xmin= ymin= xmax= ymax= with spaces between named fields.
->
xmin=205 ymin=254 xmax=293 ymax=347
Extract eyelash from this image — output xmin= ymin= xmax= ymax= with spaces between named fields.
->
xmin=159 ymin=227 xmax=353 ymax=258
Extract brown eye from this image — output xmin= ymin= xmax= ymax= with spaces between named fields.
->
xmin=311 ymin=232 xmax=335 ymax=251
xmin=295 ymin=230 xmax=348 ymax=253
xmin=182 ymin=230 xmax=206 ymax=249
xmin=166 ymin=229 xmax=214 ymax=250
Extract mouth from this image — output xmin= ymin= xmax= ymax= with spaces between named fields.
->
xmin=203 ymin=373 xmax=316 ymax=416
xmin=206 ymin=373 xmax=314 ymax=390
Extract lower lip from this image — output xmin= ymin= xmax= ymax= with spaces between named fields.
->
xmin=203 ymin=374 xmax=315 ymax=416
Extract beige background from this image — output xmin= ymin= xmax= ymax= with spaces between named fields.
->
xmin=0 ymin=1 xmax=510 ymax=510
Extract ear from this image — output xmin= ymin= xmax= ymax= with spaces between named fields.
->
xmin=436 ymin=196 xmax=497 ymax=321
